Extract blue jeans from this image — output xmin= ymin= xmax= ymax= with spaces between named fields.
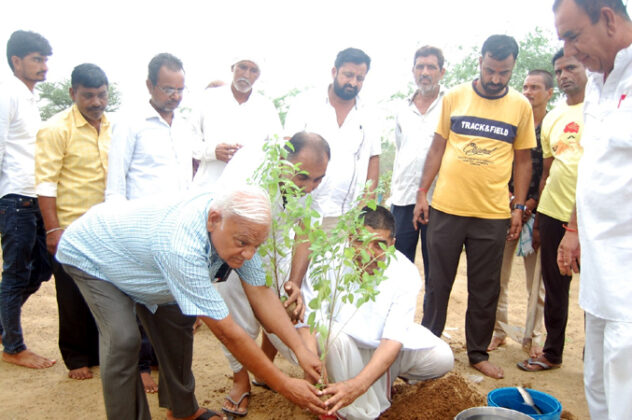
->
xmin=0 ymin=194 xmax=52 ymax=353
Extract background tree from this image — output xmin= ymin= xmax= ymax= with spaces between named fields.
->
xmin=37 ymin=79 xmax=122 ymax=121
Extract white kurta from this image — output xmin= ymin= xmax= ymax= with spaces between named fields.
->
xmin=575 ymin=43 xmax=632 ymax=420
xmin=192 ymin=86 xmax=281 ymax=190
xmin=308 ymin=251 xmax=453 ymax=420
xmin=284 ymin=89 xmax=381 ymax=218
xmin=577 ymin=47 xmax=632 ymax=323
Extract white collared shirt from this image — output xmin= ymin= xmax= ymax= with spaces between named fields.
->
xmin=192 ymin=85 xmax=282 ymax=190
xmin=105 ymin=101 xmax=194 ymax=201
xmin=390 ymin=89 xmax=445 ymax=206
xmin=577 ymin=43 xmax=632 ymax=322
xmin=0 ymin=76 xmax=42 ymax=198
xmin=284 ymin=89 xmax=381 ymax=218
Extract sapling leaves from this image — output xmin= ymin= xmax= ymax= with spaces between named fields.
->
xmin=305 ymin=178 xmax=395 ymax=373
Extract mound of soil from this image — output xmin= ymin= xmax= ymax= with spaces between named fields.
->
xmin=379 ymin=373 xmax=485 ymax=419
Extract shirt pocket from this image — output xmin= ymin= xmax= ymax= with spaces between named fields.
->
xmin=607 ymin=102 xmax=632 ymax=149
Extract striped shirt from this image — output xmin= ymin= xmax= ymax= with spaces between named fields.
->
xmin=56 ymin=191 xmax=266 ymax=319
xmin=35 ymin=104 xmax=110 ymax=227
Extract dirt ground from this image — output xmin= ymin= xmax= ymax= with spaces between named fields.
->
xmin=0 ymin=252 xmax=588 ymax=419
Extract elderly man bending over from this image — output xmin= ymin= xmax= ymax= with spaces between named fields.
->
xmin=55 ymin=185 xmax=327 ymax=420
xmin=311 ymin=206 xmax=453 ymax=420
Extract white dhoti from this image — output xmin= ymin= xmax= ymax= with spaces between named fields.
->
xmin=325 ymin=322 xmax=454 ymax=420
xmin=214 ymin=271 xmax=298 ymax=372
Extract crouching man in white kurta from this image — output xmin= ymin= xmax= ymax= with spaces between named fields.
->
xmin=313 ymin=206 xmax=454 ymax=420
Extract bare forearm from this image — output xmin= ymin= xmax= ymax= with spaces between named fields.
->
xmin=288 ymin=239 xmax=311 ymax=287
xmin=418 ymin=133 xmax=446 ymax=192
xmin=512 ymin=149 xmax=532 ymax=205
xmin=538 ymin=157 xmax=552 ymax=200
xmin=244 ymin=282 xmax=306 ymax=352
xmin=323 ymin=339 xmax=402 ymax=413
xmin=568 ymin=207 xmax=578 ymax=228
xmin=37 ymin=196 xmax=60 ymax=230
xmin=365 ymin=155 xmax=379 ymax=192
xmin=352 ymin=340 xmax=401 ymax=392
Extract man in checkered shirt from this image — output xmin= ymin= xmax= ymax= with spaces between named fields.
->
xmin=56 ymin=185 xmax=327 ymax=420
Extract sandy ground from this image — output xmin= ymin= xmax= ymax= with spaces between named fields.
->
xmin=0 ymin=252 xmax=588 ymax=419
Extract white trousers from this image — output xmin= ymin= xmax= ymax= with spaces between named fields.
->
xmin=214 ymin=271 xmax=297 ymax=372
xmin=325 ymin=323 xmax=454 ymax=420
xmin=584 ymin=312 xmax=632 ymax=420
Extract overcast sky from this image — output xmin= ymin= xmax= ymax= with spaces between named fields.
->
xmin=10 ymin=0 xmax=632 ymax=113
xmin=2 ymin=1 xmax=571 ymax=104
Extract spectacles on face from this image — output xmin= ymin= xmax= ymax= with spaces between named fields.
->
xmin=158 ymin=86 xmax=186 ymax=96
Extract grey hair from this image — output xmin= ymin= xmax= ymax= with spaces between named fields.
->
xmin=209 ymin=184 xmax=272 ymax=225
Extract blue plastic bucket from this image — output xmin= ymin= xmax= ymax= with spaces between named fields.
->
xmin=487 ymin=387 xmax=562 ymax=420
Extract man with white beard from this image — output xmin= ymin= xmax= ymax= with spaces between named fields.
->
xmin=193 ymin=56 xmax=282 ymax=189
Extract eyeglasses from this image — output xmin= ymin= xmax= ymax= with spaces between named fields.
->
xmin=157 ymin=86 xmax=186 ymax=96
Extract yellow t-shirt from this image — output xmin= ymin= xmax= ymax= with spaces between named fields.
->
xmin=432 ymin=82 xmax=536 ymax=219
xmin=537 ymin=102 xmax=584 ymax=222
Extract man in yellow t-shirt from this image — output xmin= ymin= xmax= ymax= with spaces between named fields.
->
xmin=518 ymin=49 xmax=586 ymax=373
xmin=413 ymin=35 xmax=535 ymax=379
xmin=35 ymin=63 xmax=111 ymax=380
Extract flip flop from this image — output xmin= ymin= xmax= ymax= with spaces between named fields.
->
xmin=195 ymin=408 xmax=223 ymax=420
xmin=517 ymin=357 xmax=561 ymax=372
xmin=222 ymin=391 xmax=250 ymax=417
xmin=252 ymin=379 xmax=274 ymax=392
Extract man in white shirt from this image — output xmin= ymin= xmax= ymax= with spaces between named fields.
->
xmin=105 ymin=53 xmax=194 ymax=393
xmin=0 ymin=30 xmax=54 ymax=369
xmin=284 ymin=48 xmax=381 ymax=227
xmin=555 ymin=0 xmax=632 ymax=418
xmin=106 ymin=53 xmax=194 ymax=201
xmin=391 ymin=45 xmax=446 ymax=295
xmin=193 ymin=55 xmax=282 ymax=190
xmin=284 ymin=48 xmax=381 ymax=309
xmin=315 ymin=206 xmax=453 ymax=420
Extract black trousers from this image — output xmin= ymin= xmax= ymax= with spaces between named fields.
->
xmin=538 ymin=212 xmax=573 ymax=365
xmin=421 ymin=207 xmax=509 ymax=364
xmin=52 ymin=258 xmax=99 ymax=369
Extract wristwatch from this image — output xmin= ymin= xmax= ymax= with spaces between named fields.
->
xmin=513 ymin=203 xmax=527 ymax=212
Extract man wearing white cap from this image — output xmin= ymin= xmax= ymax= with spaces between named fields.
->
xmin=193 ymin=55 xmax=282 ymax=189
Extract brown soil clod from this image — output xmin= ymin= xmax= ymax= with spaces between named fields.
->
xmin=379 ymin=373 xmax=486 ymax=419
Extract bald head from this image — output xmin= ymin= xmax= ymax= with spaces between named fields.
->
xmin=284 ymin=132 xmax=330 ymax=194
xmin=286 ymin=131 xmax=330 ymax=163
